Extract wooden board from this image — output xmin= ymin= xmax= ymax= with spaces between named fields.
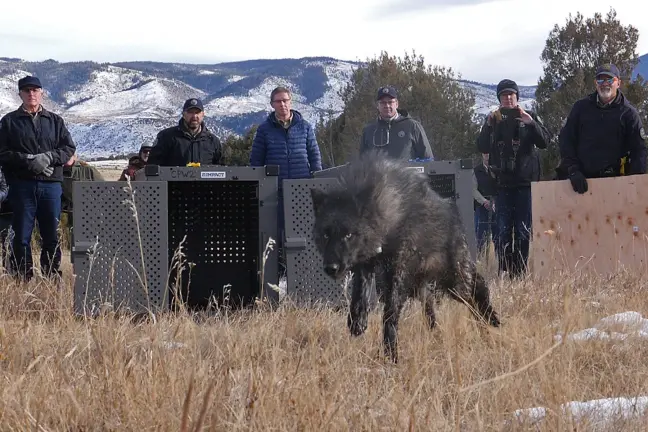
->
xmin=531 ymin=174 xmax=648 ymax=278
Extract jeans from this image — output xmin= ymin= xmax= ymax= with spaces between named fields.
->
xmin=495 ymin=186 xmax=532 ymax=278
xmin=8 ymin=180 xmax=63 ymax=280
xmin=474 ymin=203 xmax=498 ymax=255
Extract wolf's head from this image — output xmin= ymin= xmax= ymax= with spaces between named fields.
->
xmin=310 ymin=187 xmax=387 ymax=280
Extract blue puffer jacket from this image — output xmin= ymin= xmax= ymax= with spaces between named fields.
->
xmin=249 ymin=110 xmax=322 ymax=184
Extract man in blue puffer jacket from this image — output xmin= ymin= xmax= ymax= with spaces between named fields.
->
xmin=249 ymin=86 xmax=323 ymax=275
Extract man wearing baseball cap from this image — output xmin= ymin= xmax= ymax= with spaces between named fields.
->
xmin=0 ymin=75 xmax=76 ymax=282
xmin=558 ymin=63 xmax=647 ymax=193
xmin=148 ymin=97 xmax=223 ymax=166
xmin=359 ymin=85 xmax=433 ymax=160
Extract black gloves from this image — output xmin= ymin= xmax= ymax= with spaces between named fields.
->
xmin=568 ymin=169 xmax=588 ymax=194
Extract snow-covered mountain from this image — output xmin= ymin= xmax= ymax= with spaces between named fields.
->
xmin=0 ymin=56 xmax=536 ymax=159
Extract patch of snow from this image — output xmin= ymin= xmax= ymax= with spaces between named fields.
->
xmin=512 ymin=396 xmax=648 ymax=428
xmin=555 ymin=311 xmax=648 ymax=342
xmin=63 ymin=66 xmax=146 ymax=105
xmin=198 ymin=70 xmax=216 ymax=75
xmin=65 ymin=78 xmax=207 ymax=120
xmin=228 ymin=74 xmax=245 ymax=82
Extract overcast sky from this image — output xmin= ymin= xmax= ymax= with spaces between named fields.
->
xmin=1 ymin=0 xmax=647 ymax=85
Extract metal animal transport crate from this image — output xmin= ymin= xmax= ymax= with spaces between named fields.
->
xmin=72 ymin=165 xmax=279 ymax=315
xmin=283 ymin=159 xmax=475 ymax=307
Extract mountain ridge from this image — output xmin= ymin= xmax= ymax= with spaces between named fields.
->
xmin=1 ymin=54 xmax=644 ymax=159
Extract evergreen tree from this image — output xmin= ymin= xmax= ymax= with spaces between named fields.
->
xmin=222 ymin=124 xmax=259 ymax=166
xmin=535 ymin=8 xmax=648 ymax=178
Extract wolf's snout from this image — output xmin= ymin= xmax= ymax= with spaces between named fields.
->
xmin=324 ymin=263 xmax=341 ymax=277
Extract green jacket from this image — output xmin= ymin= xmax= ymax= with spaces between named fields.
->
xmin=62 ymin=162 xmax=105 ymax=212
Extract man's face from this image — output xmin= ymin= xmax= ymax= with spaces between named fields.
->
xmin=377 ymin=96 xmax=398 ymax=118
xmin=271 ymin=91 xmax=291 ymax=119
xmin=140 ymin=148 xmax=151 ymax=162
xmin=595 ymin=74 xmax=619 ymax=101
xmin=19 ymin=86 xmax=43 ymax=107
xmin=182 ymin=107 xmax=204 ymax=129
xmin=482 ymin=153 xmax=489 ymax=166
xmin=499 ymin=91 xmax=517 ymax=109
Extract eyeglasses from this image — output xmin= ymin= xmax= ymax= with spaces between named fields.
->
xmin=272 ymin=99 xmax=291 ymax=104
xmin=596 ymin=77 xmax=615 ymax=85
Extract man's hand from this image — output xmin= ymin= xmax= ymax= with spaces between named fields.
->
xmin=27 ymin=152 xmax=54 ymax=174
xmin=516 ymin=106 xmax=534 ymax=125
xmin=569 ymin=170 xmax=588 ymax=194
xmin=42 ymin=166 xmax=54 ymax=177
xmin=483 ymin=200 xmax=492 ymax=211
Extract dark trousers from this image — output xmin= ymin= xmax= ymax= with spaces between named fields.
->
xmin=8 ymin=180 xmax=63 ymax=280
xmin=495 ymin=186 xmax=532 ymax=278
xmin=474 ymin=203 xmax=498 ymax=255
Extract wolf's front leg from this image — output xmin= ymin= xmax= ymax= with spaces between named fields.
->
xmin=347 ymin=263 xmax=373 ymax=336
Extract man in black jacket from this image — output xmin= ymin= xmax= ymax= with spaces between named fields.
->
xmin=0 ymin=75 xmax=76 ymax=281
xmin=477 ymin=79 xmax=551 ymax=278
xmin=558 ymin=63 xmax=647 ymax=193
xmin=148 ymin=98 xmax=223 ymax=167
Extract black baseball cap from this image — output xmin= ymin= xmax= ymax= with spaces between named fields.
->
xmin=596 ymin=63 xmax=620 ymax=78
xmin=376 ymin=86 xmax=398 ymax=100
xmin=18 ymin=76 xmax=42 ymax=90
xmin=183 ymin=98 xmax=204 ymax=112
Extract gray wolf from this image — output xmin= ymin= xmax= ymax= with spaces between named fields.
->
xmin=310 ymin=150 xmax=501 ymax=363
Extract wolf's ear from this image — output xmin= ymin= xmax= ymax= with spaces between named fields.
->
xmin=310 ymin=188 xmax=327 ymax=215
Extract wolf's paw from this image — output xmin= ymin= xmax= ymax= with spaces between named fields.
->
xmin=347 ymin=313 xmax=367 ymax=336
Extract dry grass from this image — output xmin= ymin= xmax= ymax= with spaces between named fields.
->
xmin=2 ymin=177 xmax=647 ymax=430
xmin=96 ymin=168 xmax=123 ymax=181
xmin=2 ymin=252 xmax=648 ymax=430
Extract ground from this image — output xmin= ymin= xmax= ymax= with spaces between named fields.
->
xmin=1 ymin=245 xmax=648 ymax=430
xmin=97 ymin=167 xmax=123 ymax=181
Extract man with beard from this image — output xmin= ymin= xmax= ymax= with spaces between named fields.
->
xmin=559 ymin=63 xmax=647 ymax=193
xmin=148 ymin=98 xmax=223 ymax=167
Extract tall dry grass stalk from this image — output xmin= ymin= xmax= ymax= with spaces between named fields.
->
xmin=2 ymin=252 xmax=648 ymax=429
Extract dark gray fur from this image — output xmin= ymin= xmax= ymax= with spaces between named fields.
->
xmin=310 ymin=150 xmax=501 ymax=363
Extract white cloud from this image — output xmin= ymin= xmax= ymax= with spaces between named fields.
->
xmin=1 ymin=0 xmax=647 ymax=85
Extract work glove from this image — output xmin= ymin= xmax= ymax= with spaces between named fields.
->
xmin=568 ymin=170 xmax=588 ymax=194
xmin=27 ymin=152 xmax=54 ymax=174
xmin=42 ymin=166 xmax=54 ymax=177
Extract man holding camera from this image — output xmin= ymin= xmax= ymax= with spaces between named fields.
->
xmin=558 ymin=63 xmax=647 ymax=192
xmin=477 ymin=79 xmax=550 ymax=278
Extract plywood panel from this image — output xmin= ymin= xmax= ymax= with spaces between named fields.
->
xmin=531 ymin=174 xmax=648 ymax=278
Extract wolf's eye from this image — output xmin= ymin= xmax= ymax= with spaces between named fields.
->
xmin=344 ymin=233 xmax=353 ymax=240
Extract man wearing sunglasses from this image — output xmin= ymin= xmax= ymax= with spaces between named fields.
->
xmin=558 ymin=63 xmax=647 ymax=194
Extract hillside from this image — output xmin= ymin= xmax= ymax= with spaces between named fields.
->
xmin=1 ymin=55 xmax=643 ymax=159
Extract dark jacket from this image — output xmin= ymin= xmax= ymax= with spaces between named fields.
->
xmin=249 ymin=110 xmax=322 ymax=182
xmin=147 ymin=120 xmax=223 ymax=167
xmin=0 ymin=106 xmax=77 ymax=182
xmin=558 ymin=90 xmax=647 ymax=177
xmin=359 ymin=109 xmax=434 ymax=160
xmin=477 ymin=107 xmax=550 ymax=188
